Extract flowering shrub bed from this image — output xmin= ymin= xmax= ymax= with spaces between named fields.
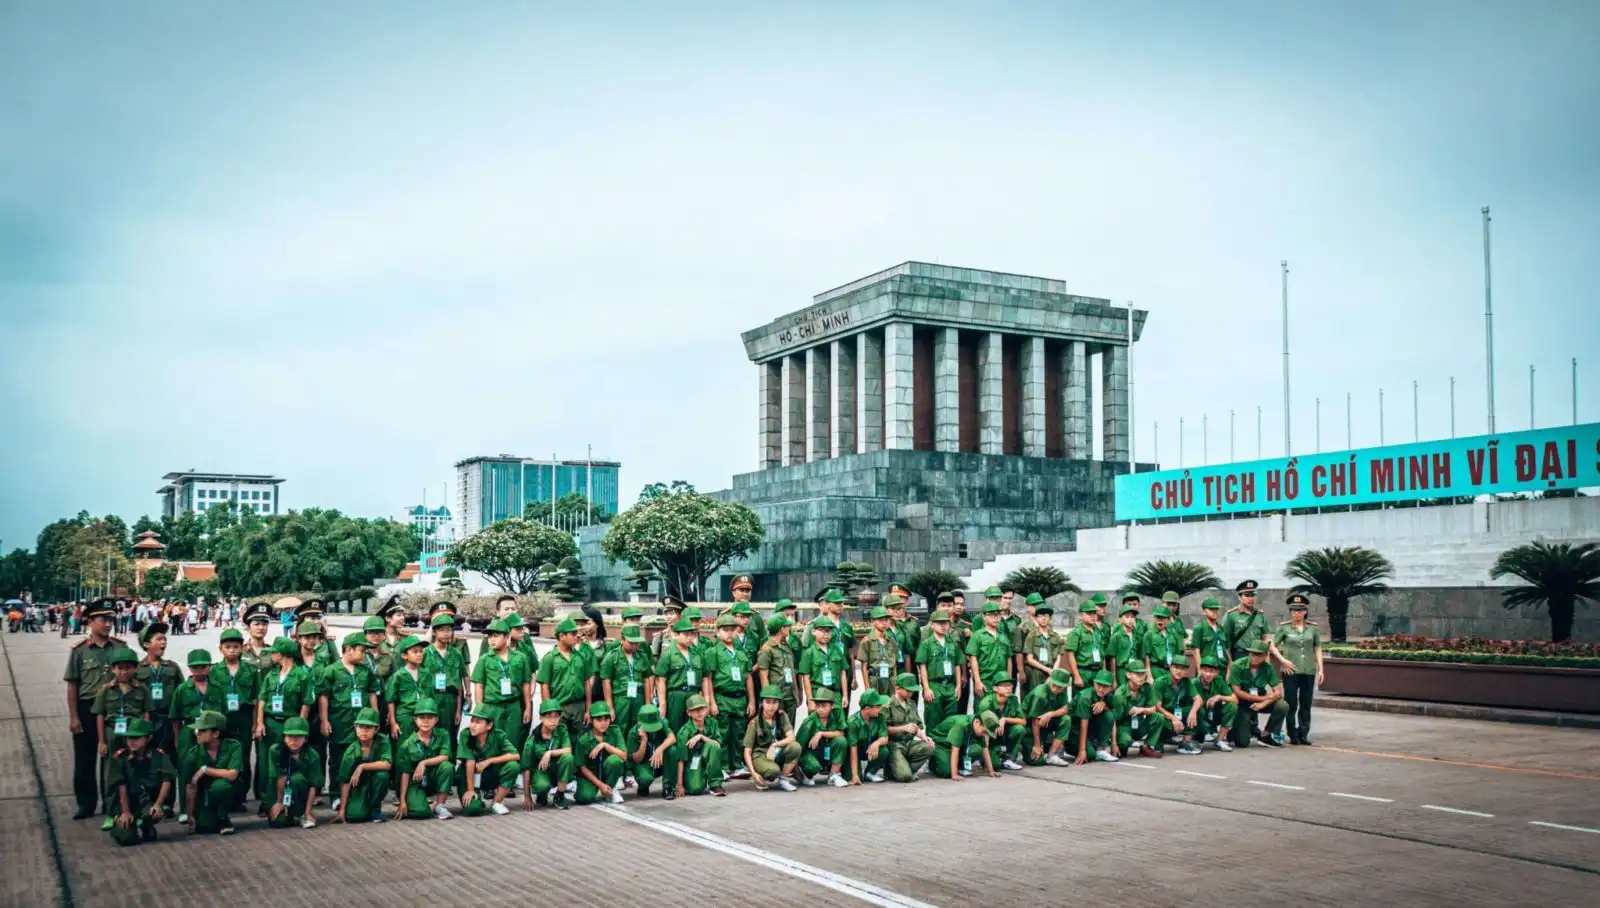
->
xmin=1328 ymin=635 xmax=1600 ymax=669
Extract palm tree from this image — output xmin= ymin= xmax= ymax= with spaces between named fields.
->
xmin=1001 ymin=566 xmax=1080 ymax=599
xmin=1125 ymin=560 xmax=1222 ymax=599
xmin=1489 ymin=541 xmax=1600 ymax=642
xmin=1284 ymin=547 xmax=1394 ymax=642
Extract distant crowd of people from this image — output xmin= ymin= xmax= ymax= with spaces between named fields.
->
xmin=4 ymin=596 xmax=246 ymax=637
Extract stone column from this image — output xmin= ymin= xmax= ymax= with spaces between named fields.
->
xmin=933 ymin=327 xmax=960 ymax=452
xmin=1102 ymin=343 xmax=1130 ymax=462
xmin=830 ymin=337 xmax=857 ymax=458
xmin=1062 ymin=340 xmax=1090 ymax=459
xmin=856 ymin=330 xmax=884 ymax=452
xmin=806 ymin=345 xmax=831 ymax=462
xmin=978 ymin=332 xmax=1004 ymax=455
xmin=758 ymin=360 xmax=782 ymax=469
xmin=884 ymin=322 xmax=915 ymax=450
xmin=1022 ymin=336 xmax=1047 ymax=457
xmin=781 ymin=353 xmax=806 ymax=466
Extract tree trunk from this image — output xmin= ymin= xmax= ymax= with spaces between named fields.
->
xmin=1550 ymin=596 xmax=1575 ymax=642
xmin=1328 ymin=595 xmax=1349 ymax=642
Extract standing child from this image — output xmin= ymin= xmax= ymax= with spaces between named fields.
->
xmin=396 ymin=698 xmax=454 ymax=820
xmin=385 ymin=635 xmax=428 ymax=745
xmin=134 ymin=622 xmax=183 ymax=759
xmin=104 ymin=717 xmax=174 ymax=846
xmin=469 ymin=619 xmax=532 ymax=754
xmin=320 ymin=632 xmax=376 ymax=812
xmin=253 ymin=637 xmax=313 ymax=818
xmin=599 ymin=624 xmax=652 ymax=751
xmin=335 ymin=708 xmax=392 ymax=823
xmin=92 ymin=647 xmax=150 ymax=830
xmin=655 ymin=618 xmax=703 ymax=732
xmin=212 ymin=628 xmax=259 ymax=810
xmin=424 ymin=613 xmax=468 ymax=743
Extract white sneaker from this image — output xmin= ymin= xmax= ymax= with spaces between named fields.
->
xmin=865 ymin=770 xmax=885 ymax=783
xmin=330 ymin=798 xmax=341 ymax=812
xmin=1001 ymin=759 xmax=1023 ymax=771
xmin=828 ymin=773 xmax=848 ymax=788
xmin=1044 ymin=753 xmax=1070 ymax=767
xmin=623 ymin=775 xmax=636 ymax=789
xmin=514 ymin=776 xmax=525 ymax=791
xmin=775 ymin=777 xmax=797 ymax=792
xmin=565 ymin=780 xmax=578 ymax=794
xmin=800 ymin=775 xmax=816 ymax=787
xmin=1203 ymin=732 xmax=1218 ymax=743
xmin=489 ymin=801 xmax=510 ymax=815
xmin=729 ymin=768 xmax=751 ymax=780
xmin=433 ymin=804 xmax=453 ymax=820
xmin=1094 ymin=749 xmax=1119 ymax=762
xmin=299 ymin=816 xmax=316 ymax=828
xmin=959 ymin=767 xmax=973 ymax=777
xmin=177 ymin=812 xmax=189 ymax=824
xmin=610 ymin=788 xmax=625 ymax=804
xmin=1216 ymin=740 xmax=1234 ymax=752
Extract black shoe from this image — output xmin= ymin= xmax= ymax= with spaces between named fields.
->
xmin=1299 ymin=734 xmax=1313 ymax=746
xmin=552 ymin=791 xmax=569 ymax=810
xmin=140 ymin=824 xmax=158 ymax=842
xmin=535 ymin=792 xmax=549 ymax=807
xmin=638 ymin=784 xmax=652 ymax=799
xmin=73 ymin=807 xmax=93 ymax=821
xmin=1258 ymin=734 xmax=1282 ymax=748
xmin=256 ymin=804 xmax=268 ymax=818
xmin=663 ymin=787 xmax=677 ymax=801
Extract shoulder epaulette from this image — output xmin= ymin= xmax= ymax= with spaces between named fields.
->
xmin=72 ymin=638 xmax=89 ymax=648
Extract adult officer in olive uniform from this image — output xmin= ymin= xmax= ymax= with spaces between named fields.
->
xmin=239 ymin=602 xmax=276 ymax=674
xmin=64 ymin=599 xmax=122 ymax=819
xmin=1273 ymin=593 xmax=1324 ymax=744
xmin=1221 ymin=580 xmax=1271 ymax=663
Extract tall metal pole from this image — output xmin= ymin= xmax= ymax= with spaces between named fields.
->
xmin=1153 ymin=421 xmax=1159 ymax=466
xmin=1127 ymin=300 xmax=1136 ymax=470
xmin=1379 ymin=388 xmax=1386 ymax=445
xmin=1281 ymin=260 xmax=1291 ymax=456
xmin=1529 ymin=366 xmax=1535 ymax=429
xmin=1203 ymin=413 xmax=1209 ymax=464
xmin=1346 ymin=392 xmax=1352 ymax=448
xmin=1256 ymin=406 xmax=1262 ymax=459
xmin=1483 ymin=206 xmax=1496 ymax=433
xmin=1413 ymin=380 xmax=1420 ymax=441
xmin=1574 ymin=358 xmax=1579 ymax=425
xmin=586 ymin=444 xmax=593 ymax=525
xmin=551 ymin=453 xmax=558 ymax=525
xmin=1179 ymin=417 xmax=1185 ymax=468
xmin=1450 ymin=377 xmax=1456 ymax=438
xmin=1229 ymin=409 xmax=1235 ymax=461
xmin=1315 ymin=397 xmax=1321 ymax=452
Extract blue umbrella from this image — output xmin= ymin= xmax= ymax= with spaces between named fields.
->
xmin=3 ymin=599 xmax=23 ymax=607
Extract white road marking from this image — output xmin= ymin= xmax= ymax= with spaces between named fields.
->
xmin=1174 ymin=770 xmax=1227 ymax=780
xmin=1421 ymin=804 xmax=1495 ymax=818
xmin=1111 ymin=761 xmax=1155 ymax=770
xmin=597 ymin=804 xmax=942 ymax=908
xmin=1246 ymin=780 xmax=1305 ymax=790
xmin=1328 ymin=792 xmax=1394 ymax=803
xmin=1529 ymin=820 xmax=1600 ymax=835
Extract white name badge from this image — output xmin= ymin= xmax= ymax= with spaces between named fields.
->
xmin=151 ymin=682 xmax=165 ymax=701
xmin=962 ymin=757 xmax=973 ymax=772
xmin=878 ymin=664 xmax=890 ymax=679
xmin=282 ymin=789 xmax=293 ymax=807
xmin=783 ymin=667 xmax=793 ymax=684
xmin=822 ymin=745 xmax=831 ymax=760
xmin=1132 ymin=716 xmax=1141 ymax=729
xmin=942 ymin=659 xmax=953 ymax=676
xmin=821 ymin=670 xmax=833 ymax=686
xmin=731 ymin=665 xmax=741 ymax=682
xmin=434 ymin=672 xmax=447 ymax=691
xmin=114 ymin=717 xmax=129 ymax=735
xmin=226 ymin=694 xmax=241 ymax=712
xmin=499 ymin=677 xmax=511 ymax=697
xmin=270 ymin=695 xmax=285 ymax=713
xmin=626 ymin=681 xmax=639 ymax=698
xmin=1091 ymin=648 xmax=1101 ymax=663
xmin=350 ymin=690 xmax=363 ymax=708
xmin=685 ymin=669 xmax=696 ymax=686
xmin=473 ymin=773 xmax=483 ymax=789
xmin=1039 ymin=647 xmax=1049 ymax=662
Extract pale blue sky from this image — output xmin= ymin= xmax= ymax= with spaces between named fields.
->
xmin=3 ymin=1 xmax=1597 ymax=549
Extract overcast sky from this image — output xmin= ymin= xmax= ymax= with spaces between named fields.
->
xmin=3 ymin=1 xmax=1597 ymax=550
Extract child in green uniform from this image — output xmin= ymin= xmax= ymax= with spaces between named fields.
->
xmin=320 ymin=632 xmax=376 ymax=813
xmin=1023 ymin=668 xmax=1074 ymax=766
xmin=93 ymin=647 xmax=150 ymax=829
xmin=744 ymin=684 xmax=801 ymax=791
xmin=167 ymin=648 xmax=214 ymax=821
xmin=798 ymin=615 xmax=848 ymax=709
xmin=504 ymin=611 xmax=540 ymax=679
xmin=794 ymin=686 xmax=849 ymax=787
xmin=267 ymin=716 xmax=324 ymax=829
xmin=656 ymin=618 xmax=704 ymax=732
xmin=538 ymin=616 xmax=593 ymax=741
xmin=756 ymin=615 xmax=799 ymax=723
xmin=254 ymin=636 xmax=312 ymax=817
xmin=134 ymin=622 xmax=183 ymax=758
xmin=104 ymin=717 xmax=175 ymax=846
xmin=915 ymin=609 xmax=963 ymax=734
xmin=1017 ymin=599 xmax=1062 ymax=696
xmin=213 ymin=628 xmax=258 ymax=810
xmin=929 ymin=712 xmax=1001 ymax=779
xmin=1067 ymin=671 xmax=1120 ymax=765
xmin=1063 ymin=602 xmax=1104 ymax=689
xmin=385 ymin=634 xmax=428 ymax=744
xmin=673 ymin=695 xmax=726 ymax=797
xmin=470 ymin=619 xmax=533 ymax=754
xmin=424 ymin=613 xmax=468 ymax=743
xmin=848 ymin=690 xmax=890 ymax=783
xmin=335 ymin=707 xmax=392 ymax=823
xmin=522 ymin=700 xmax=576 ymax=808
xmin=1195 ymin=657 xmax=1238 ymax=751
xmin=183 ymin=711 xmax=243 ymax=836
xmin=1148 ymin=606 xmax=1188 ymax=686
xmin=600 ymin=624 xmax=653 ymax=746
xmin=360 ymin=616 xmax=394 ymax=731
xmin=1228 ymin=640 xmax=1289 ymax=748
xmin=625 ymin=703 xmax=675 ymax=800
xmin=705 ymin=614 xmax=756 ymax=779
xmin=1113 ymin=665 xmax=1166 ymax=758
xmin=1189 ymin=598 xmax=1229 ymax=673
xmin=396 ymin=698 xmax=454 ymax=820
xmin=1108 ymin=603 xmax=1148 ymax=685
xmin=857 ymin=606 xmax=900 ymax=698
xmin=456 ymin=705 xmax=520 ymax=815
xmin=965 ymin=602 xmax=1012 ymax=703
xmin=1156 ymin=655 xmax=1204 ymax=755
xmin=973 ymin=677 xmax=1027 ymax=770
xmin=883 ymin=674 xmax=936 ymax=782
xmin=573 ymin=701 xmax=628 ymax=804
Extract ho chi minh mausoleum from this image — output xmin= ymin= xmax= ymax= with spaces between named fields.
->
xmin=697 ymin=261 xmax=1152 ymax=601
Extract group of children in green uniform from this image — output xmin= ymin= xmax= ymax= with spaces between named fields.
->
xmin=90 ymin=576 xmax=1312 ymax=846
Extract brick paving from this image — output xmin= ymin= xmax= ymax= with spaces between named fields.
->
xmin=4 ymin=624 xmax=1597 ymax=907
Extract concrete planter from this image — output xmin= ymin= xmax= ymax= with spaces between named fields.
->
xmin=1323 ymin=657 xmax=1600 ymax=713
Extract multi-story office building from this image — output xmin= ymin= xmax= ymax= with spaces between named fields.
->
xmin=454 ymin=455 xmax=620 ymax=535
xmin=399 ymin=505 xmax=455 ymax=541
xmin=158 ymin=471 xmax=286 ymax=518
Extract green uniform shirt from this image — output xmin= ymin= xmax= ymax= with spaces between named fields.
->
xmin=267 ymin=743 xmax=326 ymax=790
xmin=191 ymin=738 xmax=245 ymax=777
xmin=1227 ymin=657 xmax=1281 ymax=697
xmin=574 ymin=643 xmax=601 ymax=689
xmin=1157 ymin=674 xmax=1200 ymax=718
xmin=1069 ymin=687 xmax=1113 ymax=722
xmin=209 ymin=660 xmax=258 ymax=716
xmin=1112 ymin=681 xmax=1160 ymax=727
xmin=133 ymin=659 xmax=184 ymax=715
xmin=755 ymin=640 xmax=798 ymax=700
xmin=320 ymin=662 xmax=374 ymax=739
xmin=1199 ymin=671 xmax=1234 ymax=702
xmin=847 ymin=709 xmax=887 ymax=748
xmin=1272 ymin=623 xmax=1322 ymax=675
xmin=882 ymin=695 xmax=923 ymax=740
xmin=470 ymin=650 xmax=532 ymax=705
xmin=737 ymin=623 xmax=765 ymax=663
xmin=168 ymin=677 xmax=212 ymax=725
xmin=895 ymin=618 xmax=921 ymax=663
xmin=512 ymin=636 xmax=540 ymax=675
xmin=599 ymin=647 xmax=653 ymax=703
xmin=105 ymin=746 xmax=177 ymax=806
xmin=92 ymin=683 xmax=152 ymax=732
xmin=1188 ymin=621 xmax=1229 ymax=666
xmin=575 ymin=724 xmax=626 ymax=774
xmin=396 ymin=729 xmax=453 ymax=774
xmin=1107 ymin=626 xmax=1143 ymax=673
xmin=742 ymin=711 xmax=793 ymax=751
xmin=1221 ymin=608 xmax=1270 ymax=658
xmin=456 ymin=728 xmax=516 ymax=764
xmin=655 ymin=645 xmax=703 ymax=693
xmin=257 ymin=664 xmax=314 ymax=719
xmin=916 ymin=632 xmax=962 ymax=684
xmin=1022 ymin=682 xmax=1071 ymax=720
xmin=362 ymin=649 xmax=395 ymax=689
xmin=422 ymin=644 xmax=468 ymax=694
xmin=857 ymin=634 xmax=899 ymax=686
xmin=795 ymin=709 xmax=847 ymax=763
xmin=62 ymin=637 xmax=122 ymax=700
xmin=703 ymin=643 xmax=753 ymax=699
xmin=965 ymin=626 xmax=1011 ymax=685
xmin=675 ymin=717 xmax=723 ymax=751
xmin=974 ymin=692 xmax=1024 ymax=724
xmin=1018 ymin=623 xmax=1064 ymax=687
xmin=1150 ymin=622 xmax=1188 ymax=671
xmin=931 ymin=714 xmax=974 ymax=750
xmin=537 ymin=648 xmax=592 ymax=705
xmin=522 ymin=723 xmax=573 ymax=766
xmin=1064 ymin=624 xmax=1104 ymax=672
xmin=798 ymin=642 xmax=848 ymax=694
xmin=385 ymin=666 xmax=429 ymax=718
xmin=334 ymin=736 xmax=392 ymax=786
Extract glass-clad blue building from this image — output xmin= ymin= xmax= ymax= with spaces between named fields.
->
xmin=455 ymin=455 xmax=621 ymax=533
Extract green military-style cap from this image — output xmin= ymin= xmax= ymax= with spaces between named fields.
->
xmin=758 ymin=683 xmax=785 ymax=701
xmin=1035 ymin=602 xmax=1054 ymax=616
xmin=621 ymin=624 xmax=644 ymax=642
xmin=362 ymin=616 xmax=386 ymax=632
xmin=729 ymin=602 xmax=754 ymax=616
xmin=1152 ymin=606 xmax=1172 ymax=619
xmin=468 ymin=704 xmax=499 ymax=722
xmin=503 ymin=612 xmax=526 ymax=629
xmin=896 ymin=672 xmax=919 ymax=692
xmin=810 ymin=687 xmax=836 ymax=704
xmin=486 ymin=618 xmax=511 ymax=635
xmin=775 ymin=599 xmax=796 ymax=612
xmin=554 ymin=616 xmax=579 ymax=636
xmin=272 ymin=637 xmax=299 ymax=656
xmin=1287 ymin=593 xmax=1310 ymax=609
xmin=766 ymin=615 xmax=792 ymax=634
xmin=1024 ymin=592 xmax=1045 ymax=607
xmin=430 ymin=612 xmax=455 ymax=628
xmin=680 ymin=606 xmax=701 ymax=621
xmin=637 ymin=704 xmax=665 ymax=732
xmin=686 ymin=694 xmax=710 ymax=711
xmin=1049 ymin=668 xmax=1072 ymax=687
xmin=122 ymin=716 xmax=154 ymax=738
xmin=1199 ymin=655 xmax=1223 ymax=669
xmin=1077 ymin=601 xmax=1097 ymax=614
xmin=1201 ymin=597 xmax=1222 ymax=611
xmin=811 ymin=615 xmax=836 ymax=630
xmin=977 ymin=711 xmax=1001 ymax=736
xmin=989 ymin=675 xmax=1014 ymax=688
xmin=283 ymin=716 xmax=311 ymax=736
xmin=869 ymin=605 xmax=889 ymax=620
xmin=984 ymin=585 xmax=1003 ymax=599
xmin=295 ymin=620 xmax=323 ymax=637
xmin=858 ymin=690 xmax=883 ymax=708
xmin=822 ymin=589 xmax=845 ymax=604
xmin=110 ymin=646 xmax=139 ymax=665
xmin=354 ymin=707 xmax=381 ymax=727
xmin=1161 ymin=591 xmax=1181 ymax=603
xmin=539 ymin=699 xmax=563 ymax=716
xmin=1118 ymin=603 xmax=1139 ymax=616
xmin=1246 ymin=640 xmax=1270 ymax=654
xmin=189 ymin=710 xmax=227 ymax=732
xmin=936 ymin=591 xmax=955 ymax=603
xmin=882 ymin=592 xmax=905 ymax=608
xmin=1125 ymin=663 xmax=1148 ymax=675
xmin=715 ymin=614 xmax=738 ymax=629
xmin=589 ymin=701 xmax=613 ymax=719
xmin=929 ymin=608 xmax=951 ymax=623
xmin=341 ymin=632 xmax=369 ymax=650
xmin=620 ymin=606 xmax=643 ymax=620
xmin=1121 ymin=591 xmax=1141 ymax=604
xmin=731 ymin=574 xmax=754 ymax=590
xmin=219 ymin=628 xmax=244 ymax=644
xmin=137 ymin=622 xmax=168 ymax=647
xmin=412 ymin=698 xmax=440 ymax=716
xmin=396 ymin=634 xmax=425 ymax=653
xmin=1091 ymin=670 xmax=1116 ymax=686
xmin=1089 ymin=593 xmax=1107 ymax=606
xmin=981 ymin=601 xmax=1002 ymax=614
xmin=186 ymin=649 xmax=212 ymax=667
xmin=671 ymin=617 xmax=694 ymax=633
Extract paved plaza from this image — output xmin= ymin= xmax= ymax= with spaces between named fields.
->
xmin=3 ymin=623 xmax=1597 ymax=908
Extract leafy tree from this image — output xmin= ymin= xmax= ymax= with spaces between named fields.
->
xmin=1490 ymin=541 xmax=1600 ymax=642
xmin=1001 ymin=565 xmax=1080 ymax=599
xmin=438 ymin=566 xmax=467 ymax=594
xmin=637 ymin=480 xmax=696 ymax=502
xmin=33 ymin=515 xmax=88 ymax=600
xmin=170 ymin=577 xmax=221 ymax=603
xmin=202 ymin=500 xmax=240 ymax=538
xmin=98 ymin=514 xmax=131 ymax=557
xmin=139 ymin=564 xmax=178 ymax=599
xmin=209 ymin=508 xmax=418 ymax=597
xmin=130 ymin=515 xmax=161 ymax=538
xmin=832 ymin=562 xmax=863 ymax=597
xmin=1124 ymin=560 xmax=1222 ymax=599
xmin=0 ymin=548 xmax=34 ymax=599
xmin=905 ymin=570 xmax=962 ymax=605
xmin=602 ymin=487 xmax=763 ymax=601
xmin=525 ymin=493 xmax=611 ymax=527
xmin=445 ymin=518 xmax=578 ymax=594
xmin=625 ymin=568 xmax=659 ymax=593
xmin=158 ymin=511 xmax=207 ymax=561
xmin=549 ymin=555 xmax=590 ymax=603
xmin=1284 ymin=546 xmax=1395 ymax=642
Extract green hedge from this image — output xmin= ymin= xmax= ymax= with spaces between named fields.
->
xmin=1326 ymin=646 xmax=1600 ymax=670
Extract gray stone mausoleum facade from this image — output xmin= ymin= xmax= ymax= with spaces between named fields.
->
xmin=703 ymin=262 xmax=1150 ymax=601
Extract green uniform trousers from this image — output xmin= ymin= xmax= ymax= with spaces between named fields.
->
xmin=558 ymin=701 xmax=588 ymax=747
xmin=628 ymin=752 xmax=675 ymax=794
xmin=749 ymin=741 xmax=802 ymax=781
xmin=664 ymin=689 xmax=697 ymax=734
xmin=342 ymin=770 xmax=390 ymax=821
xmin=1198 ymin=701 xmax=1238 ymax=741
xmin=673 ymin=741 xmax=724 ymax=795
xmin=1024 ymin=718 xmax=1066 ymax=764
xmin=267 ymin=773 xmax=318 ymax=827
xmin=922 ymin=683 xmax=959 ymax=736
xmin=930 ymin=743 xmax=973 ymax=778
xmin=456 ymin=760 xmax=522 ymax=815
xmin=254 ymin=715 xmax=287 ymax=805
xmin=528 ymin=753 xmax=577 ymax=793
xmin=190 ymin=777 xmax=234 ymax=834
xmin=613 ymin=696 xmax=642 ymax=743
xmin=575 ymin=755 xmax=626 ymax=804
xmin=1232 ymin=698 xmax=1289 ymax=744
xmin=854 ymin=742 xmax=890 ymax=779
xmin=1116 ymin=713 xmax=1169 ymax=751
xmin=715 ymin=697 xmax=748 ymax=771
xmin=799 ymin=742 xmax=845 ymax=779
xmin=1062 ymin=713 xmax=1114 ymax=755
xmin=886 ymin=738 xmax=934 ymax=782
xmin=983 ymin=723 xmax=1028 ymax=763
xmin=477 ymin=700 xmax=525 ymax=754
xmin=400 ymin=762 xmax=453 ymax=818
xmin=223 ymin=710 xmax=253 ymax=808
xmin=781 ymin=698 xmax=799 ymax=728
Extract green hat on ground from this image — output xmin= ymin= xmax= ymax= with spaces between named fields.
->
xmin=1246 ymin=640 xmax=1270 ymax=654
xmin=555 ymin=616 xmax=580 ymax=636
xmin=539 ymin=700 xmax=563 ymax=716
xmin=672 ymin=618 xmax=694 ymax=633
xmin=219 ymin=628 xmax=244 ymax=643
xmin=1036 ymin=603 xmax=1054 ymax=616
xmin=283 ymin=717 xmax=310 ymax=736
xmin=621 ymin=625 xmax=644 ymax=643
xmin=621 ymin=606 xmax=644 ymax=619
xmin=1119 ymin=603 xmax=1139 ymax=616
xmin=1200 ymin=656 xmax=1223 ymax=669
xmin=810 ymin=687 xmax=836 ymax=704
xmin=1089 ymin=593 xmax=1107 ymax=606
xmin=186 ymin=649 xmax=212 ymax=668
xmin=881 ymin=593 xmax=905 ymax=608
xmin=110 ymin=646 xmax=139 ymax=665
xmin=775 ymin=599 xmax=796 ymax=612
xmin=362 ymin=616 xmax=385 ymax=632
xmin=272 ymin=637 xmax=299 ymax=656
xmin=858 ymin=690 xmax=883 ymax=708
xmin=1024 ymin=592 xmax=1045 ymax=607
xmin=811 ymin=615 xmax=836 ymax=631
xmin=869 ymin=606 xmax=889 ymax=620
xmin=189 ymin=711 xmax=227 ymax=732
xmin=1162 ymin=591 xmax=1181 ymax=603
xmin=413 ymin=697 xmax=440 ymax=716
xmin=984 ymin=585 xmax=1003 ymax=599
xmin=397 ymin=634 xmax=424 ymax=653
xmin=354 ymin=707 xmax=381 ymax=727
xmin=758 ymin=684 xmax=785 ymax=701
xmin=1152 ymin=606 xmax=1172 ymax=619
xmin=686 ymin=694 xmax=710 ymax=711
xmin=341 ymin=632 xmax=368 ymax=650
xmin=981 ymin=602 xmax=1002 ymax=614
xmin=936 ymin=591 xmax=955 ymax=603
xmin=486 ymin=618 xmax=511 ymax=635
xmin=469 ymin=705 xmax=499 ymax=722
xmin=729 ymin=602 xmax=754 ymax=616
xmin=929 ymin=608 xmax=951 ymax=623
xmin=1121 ymin=591 xmax=1141 ymax=604
xmin=766 ymin=615 xmax=792 ymax=634
xmin=1077 ymin=601 xmax=1097 ymax=614
xmin=715 ymin=614 xmax=738 ymax=629
xmin=430 ymin=612 xmax=455 ymax=628
xmin=123 ymin=716 xmax=154 ymax=738
xmin=896 ymin=672 xmax=919 ymax=692
xmin=978 ymin=711 xmax=1002 ymax=736
xmin=1091 ymin=670 xmax=1116 ymax=687
xmin=589 ymin=701 xmax=613 ymax=719
xmin=637 ymin=704 xmax=665 ymax=732
xmin=295 ymin=620 xmax=323 ymax=637
xmin=1201 ymin=597 xmax=1221 ymax=611
xmin=503 ymin=612 xmax=526 ymax=629
xmin=1050 ymin=668 xmax=1072 ymax=687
